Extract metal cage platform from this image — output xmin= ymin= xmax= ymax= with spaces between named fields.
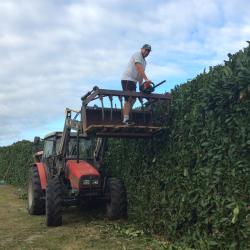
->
xmin=79 ymin=86 xmax=171 ymax=138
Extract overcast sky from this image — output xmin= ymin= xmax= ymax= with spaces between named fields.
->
xmin=0 ymin=0 xmax=249 ymax=146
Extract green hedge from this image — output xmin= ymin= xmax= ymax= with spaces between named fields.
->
xmin=105 ymin=45 xmax=250 ymax=249
xmin=0 ymin=140 xmax=33 ymax=186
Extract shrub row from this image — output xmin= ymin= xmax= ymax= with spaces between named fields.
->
xmin=104 ymin=45 xmax=250 ymax=249
xmin=0 ymin=140 xmax=33 ymax=186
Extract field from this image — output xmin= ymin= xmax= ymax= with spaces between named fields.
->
xmin=0 ymin=185 xmax=171 ymax=250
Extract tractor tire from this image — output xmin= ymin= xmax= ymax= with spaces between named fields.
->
xmin=106 ymin=178 xmax=127 ymax=220
xmin=27 ymin=166 xmax=45 ymax=215
xmin=46 ymin=177 xmax=62 ymax=227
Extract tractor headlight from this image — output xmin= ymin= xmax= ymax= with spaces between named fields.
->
xmin=82 ymin=179 xmax=91 ymax=185
xmin=92 ymin=179 xmax=99 ymax=185
xmin=81 ymin=176 xmax=99 ymax=187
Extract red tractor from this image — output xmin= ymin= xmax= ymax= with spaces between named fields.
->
xmin=27 ymin=86 xmax=170 ymax=226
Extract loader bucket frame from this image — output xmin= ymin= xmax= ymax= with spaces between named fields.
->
xmin=80 ymin=86 xmax=171 ymax=138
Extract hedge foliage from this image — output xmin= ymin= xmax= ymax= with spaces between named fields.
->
xmin=0 ymin=140 xmax=33 ymax=186
xmin=104 ymin=45 xmax=250 ymax=249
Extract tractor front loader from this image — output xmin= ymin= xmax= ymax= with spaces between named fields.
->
xmin=27 ymin=85 xmax=171 ymax=226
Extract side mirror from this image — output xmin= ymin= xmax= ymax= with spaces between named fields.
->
xmin=34 ymin=136 xmax=40 ymax=145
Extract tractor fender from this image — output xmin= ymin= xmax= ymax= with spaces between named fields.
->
xmin=34 ymin=163 xmax=47 ymax=190
xmin=66 ymin=160 xmax=100 ymax=189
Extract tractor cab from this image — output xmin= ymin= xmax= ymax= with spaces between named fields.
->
xmin=33 ymin=132 xmax=97 ymax=164
xmin=41 ymin=132 xmax=94 ymax=161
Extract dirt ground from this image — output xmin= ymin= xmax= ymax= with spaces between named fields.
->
xmin=0 ymin=185 xmax=170 ymax=250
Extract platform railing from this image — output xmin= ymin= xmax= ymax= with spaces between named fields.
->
xmin=80 ymin=86 xmax=171 ymax=137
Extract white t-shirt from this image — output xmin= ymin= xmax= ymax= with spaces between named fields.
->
xmin=122 ymin=51 xmax=146 ymax=83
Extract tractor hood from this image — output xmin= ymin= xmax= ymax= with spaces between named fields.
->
xmin=66 ymin=160 xmax=100 ymax=189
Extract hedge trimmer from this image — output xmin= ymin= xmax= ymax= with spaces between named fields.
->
xmin=140 ymin=80 xmax=166 ymax=94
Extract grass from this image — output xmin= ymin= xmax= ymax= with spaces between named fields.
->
xmin=0 ymin=185 xmax=171 ymax=250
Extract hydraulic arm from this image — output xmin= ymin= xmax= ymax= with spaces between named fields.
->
xmin=58 ymin=108 xmax=81 ymax=159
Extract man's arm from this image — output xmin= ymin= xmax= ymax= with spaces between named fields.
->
xmin=135 ymin=63 xmax=150 ymax=83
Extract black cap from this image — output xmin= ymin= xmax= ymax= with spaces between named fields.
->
xmin=142 ymin=44 xmax=151 ymax=51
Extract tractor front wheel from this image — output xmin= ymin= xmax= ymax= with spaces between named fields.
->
xmin=106 ymin=178 xmax=127 ymax=220
xmin=46 ymin=177 xmax=62 ymax=227
xmin=27 ymin=166 xmax=45 ymax=215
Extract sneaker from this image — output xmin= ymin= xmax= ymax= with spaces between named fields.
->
xmin=122 ymin=119 xmax=135 ymax=126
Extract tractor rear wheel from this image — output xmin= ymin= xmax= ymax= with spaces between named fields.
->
xmin=27 ymin=166 xmax=45 ymax=215
xmin=106 ymin=178 xmax=127 ymax=220
xmin=46 ymin=177 xmax=62 ymax=227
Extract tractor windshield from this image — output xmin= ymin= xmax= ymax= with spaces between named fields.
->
xmin=67 ymin=137 xmax=93 ymax=159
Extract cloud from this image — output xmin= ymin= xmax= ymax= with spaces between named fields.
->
xmin=0 ymin=0 xmax=250 ymax=146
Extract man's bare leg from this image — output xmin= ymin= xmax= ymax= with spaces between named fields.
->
xmin=123 ymin=101 xmax=131 ymax=121
xmin=123 ymin=97 xmax=135 ymax=123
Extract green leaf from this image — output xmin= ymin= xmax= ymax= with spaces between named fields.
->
xmin=232 ymin=204 xmax=240 ymax=224
xmin=183 ymin=168 xmax=188 ymax=177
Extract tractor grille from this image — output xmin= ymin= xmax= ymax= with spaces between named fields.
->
xmin=79 ymin=176 xmax=102 ymax=196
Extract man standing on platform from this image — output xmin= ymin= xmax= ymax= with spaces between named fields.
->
xmin=121 ymin=44 xmax=152 ymax=125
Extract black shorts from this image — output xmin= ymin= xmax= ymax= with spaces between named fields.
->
xmin=121 ymin=80 xmax=136 ymax=101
